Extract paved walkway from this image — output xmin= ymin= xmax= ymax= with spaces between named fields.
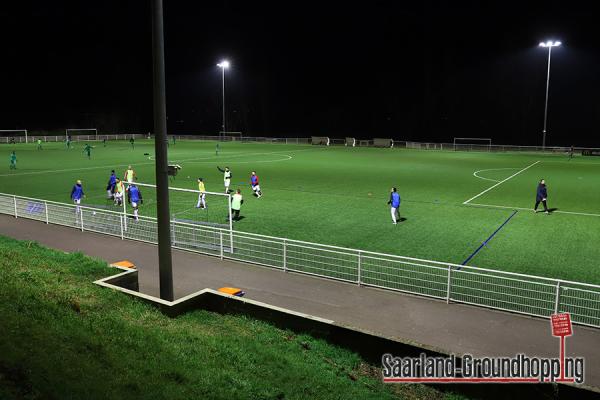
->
xmin=1 ymin=214 xmax=599 ymax=389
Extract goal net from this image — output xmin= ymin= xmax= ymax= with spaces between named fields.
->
xmin=219 ymin=131 xmax=243 ymax=141
xmin=311 ymin=136 xmax=330 ymax=146
xmin=373 ymin=138 xmax=393 ymax=148
xmin=66 ymin=128 xmax=98 ymax=141
xmin=345 ymin=137 xmax=356 ymax=147
xmin=453 ymin=137 xmax=492 ymax=151
xmin=0 ymin=129 xmax=28 ymax=144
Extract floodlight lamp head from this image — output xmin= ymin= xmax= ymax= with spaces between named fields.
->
xmin=217 ymin=60 xmax=230 ymax=69
xmin=539 ymin=42 xmax=546 ymax=47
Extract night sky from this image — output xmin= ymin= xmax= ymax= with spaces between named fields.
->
xmin=1 ymin=1 xmax=599 ymax=146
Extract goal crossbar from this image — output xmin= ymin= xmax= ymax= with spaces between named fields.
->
xmin=66 ymin=128 xmax=98 ymax=139
xmin=0 ymin=129 xmax=28 ymax=143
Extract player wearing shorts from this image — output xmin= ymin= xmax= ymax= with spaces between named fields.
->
xmin=106 ymin=170 xmax=117 ymax=199
xmin=128 ymin=184 xmax=143 ymax=221
xmin=124 ymin=165 xmax=136 ymax=185
xmin=70 ymin=180 xmax=85 ymax=213
xmin=9 ymin=151 xmax=17 ymax=170
xmin=217 ymin=166 xmax=231 ymax=193
xmin=113 ymin=178 xmax=125 ymax=206
xmin=196 ymin=178 xmax=207 ymax=209
xmin=250 ymin=171 xmax=262 ymax=198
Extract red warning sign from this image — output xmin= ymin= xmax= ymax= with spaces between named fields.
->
xmin=551 ymin=313 xmax=573 ymax=337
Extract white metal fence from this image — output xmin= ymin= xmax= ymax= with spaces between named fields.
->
xmin=0 ymin=134 xmax=147 ymax=144
xmin=1 ymin=191 xmax=599 ymax=328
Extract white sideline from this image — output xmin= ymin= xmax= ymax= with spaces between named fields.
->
xmin=466 ymin=202 xmax=600 ymax=218
xmin=463 ymin=161 xmax=540 ymax=205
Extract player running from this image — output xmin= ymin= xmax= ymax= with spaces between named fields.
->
xmin=70 ymin=180 xmax=85 ymax=213
xmin=114 ymin=178 xmax=125 ymax=206
xmin=387 ymin=187 xmax=401 ymax=225
xmin=250 ymin=171 xmax=262 ymax=198
xmin=196 ymin=178 xmax=207 ymax=209
xmin=127 ymin=184 xmax=143 ymax=221
xmin=83 ymin=144 xmax=93 ymax=159
xmin=9 ymin=151 xmax=17 ymax=170
xmin=124 ymin=165 xmax=136 ymax=185
xmin=106 ymin=170 xmax=117 ymax=199
xmin=534 ymin=179 xmax=549 ymax=214
xmin=217 ymin=166 xmax=231 ymax=193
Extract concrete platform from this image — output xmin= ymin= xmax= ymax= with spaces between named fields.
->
xmin=1 ymin=214 xmax=599 ymax=390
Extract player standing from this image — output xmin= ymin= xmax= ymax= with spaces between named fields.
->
xmin=37 ymin=139 xmax=43 ymax=150
xmin=106 ymin=170 xmax=117 ymax=199
xmin=217 ymin=166 xmax=231 ymax=193
xmin=250 ymin=171 xmax=262 ymax=198
xmin=70 ymin=180 xmax=85 ymax=214
xmin=113 ymin=178 xmax=125 ymax=206
xmin=230 ymin=189 xmax=243 ymax=221
xmin=127 ymin=184 xmax=143 ymax=221
xmin=83 ymin=144 xmax=93 ymax=159
xmin=534 ymin=179 xmax=549 ymax=214
xmin=66 ymin=136 xmax=71 ymax=149
xmin=124 ymin=165 xmax=136 ymax=185
xmin=569 ymin=145 xmax=574 ymax=160
xmin=196 ymin=178 xmax=207 ymax=209
xmin=103 ymin=138 xmax=107 ymax=147
xmin=9 ymin=151 xmax=17 ymax=170
xmin=130 ymin=137 xmax=135 ymax=149
xmin=387 ymin=187 xmax=401 ymax=225
xmin=215 ymin=142 xmax=220 ymax=156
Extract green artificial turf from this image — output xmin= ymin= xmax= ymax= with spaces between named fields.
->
xmin=1 ymin=139 xmax=599 ymax=284
xmin=0 ymin=235 xmax=465 ymax=400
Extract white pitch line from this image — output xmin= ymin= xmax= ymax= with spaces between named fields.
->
xmin=466 ymin=202 xmax=600 ymax=217
xmin=463 ymin=161 xmax=540 ymax=205
xmin=472 ymin=167 xmax=520 ymax=183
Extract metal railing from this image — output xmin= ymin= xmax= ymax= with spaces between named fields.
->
xmin=1 ymin=192 xmax=599 ymax=328
xmin=0 ymin=134 xmax=147 ymax=144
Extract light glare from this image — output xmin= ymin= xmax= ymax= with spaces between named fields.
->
xmin=217 ymin=60 xmax=230 ymax=69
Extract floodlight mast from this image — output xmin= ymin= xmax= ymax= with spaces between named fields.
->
xmin=152 ymin=0 xmax=174 ymax=301
xmin=538 ymin=40 xmax=561 ymax=149
xmin=217 ymin=60 xmax=230 ymax=139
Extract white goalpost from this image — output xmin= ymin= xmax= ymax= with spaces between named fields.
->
xmin=0 ymin=129 xmax=28 ymax=143
xmin=453 ymin=137 xmax=492 ymax=151
xmin=122 ymin=182 xmax=234 ymax=252
xmin=66 ymin=128 xmax=98 ymax=141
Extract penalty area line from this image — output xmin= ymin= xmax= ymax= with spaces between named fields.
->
xmin=463 ymin=161 xmax=540 ymax=205
xmin=465 ymin=202 xmax=600 ymax=217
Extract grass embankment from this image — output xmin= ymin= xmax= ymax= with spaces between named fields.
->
xmin=0 ymin=235 xmax=462 ymax=400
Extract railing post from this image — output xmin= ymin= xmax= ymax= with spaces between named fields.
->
xmin=44 ymin=201 xmax=49 ymax=224
xmin=219 ymin=231 xmax=224 ymax=259
xmin=357 ymin=251 xmax=362 ymax=286
xmin=120 ymin=215 xmax=124 ymax=240
xmin=554 ymin=281 xmax=562 ymax=314
xmin=283 ymin=239 xmax=287 ymax=272
xmin=446 ymin=264 xmax=452 ymax=304
xmin=80 ymin=209 xmax=84 ymax=232
xmin=13 ymin=195 xmax=17 ymax=218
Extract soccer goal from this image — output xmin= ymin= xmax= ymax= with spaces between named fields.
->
xmin=219 ymin=131 xmax=243 ymax=141
xmin=0 ymin=129 xmax=28 ymax=143
xmin=66 ymin=128 xmax=98 ymax=141
xmin=345 ymin=137 xmax=356 ymax=147
xmin=116 ymin=182 xmax=234 ymax=253
xmin=453 ymin=137 xmax=492 ymax=151
xmin=311 ymin=136 xmax=330 ymax=146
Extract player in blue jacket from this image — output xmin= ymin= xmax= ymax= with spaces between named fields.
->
xmin=127 ymin=184 xmax=143 ymax=220
xmin=70 ymin=180 xmax=85 ymax=213
xmin=106 ymin=170 xmax=117 ymax=199
xmin=387 ymin=187 xmax=401 ymax=224
xmin=534 ymin=179 xmax=549 ymax=214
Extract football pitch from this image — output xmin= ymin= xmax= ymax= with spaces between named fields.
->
xmin=1 ymin=139 xmax=600 ymax=285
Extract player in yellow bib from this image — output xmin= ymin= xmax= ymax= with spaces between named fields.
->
xmin=195 ymin=178 xmax=206 ymax=209
xmin=123 ymin=165 xmax=136 ymax=185
xmin=113 ymin=178 xmax=125 ymax=206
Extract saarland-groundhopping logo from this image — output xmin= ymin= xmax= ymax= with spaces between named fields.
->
xmin=382 ymin=313 xmax=585 ymax=384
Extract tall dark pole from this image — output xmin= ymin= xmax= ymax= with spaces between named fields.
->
xmin=152 ymin=0 xmax=174 ymax=301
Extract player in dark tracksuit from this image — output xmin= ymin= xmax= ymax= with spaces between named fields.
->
xmin=534 ymin=179 xmax=549 ymax=214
